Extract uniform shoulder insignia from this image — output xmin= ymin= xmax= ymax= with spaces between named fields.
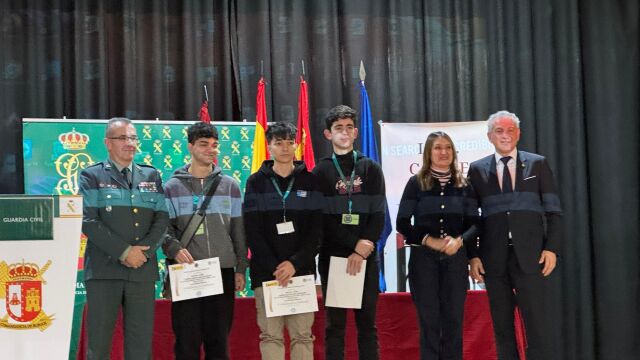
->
xmin=136 ymin=163 xmax=160 ymax=173
xmin=135 ymin=163 xmax=161 ymax=177
xmin=137 ymin=163 xmax=157 ymax=169
xmin=86 ymin=161 xmax=106 ymax=169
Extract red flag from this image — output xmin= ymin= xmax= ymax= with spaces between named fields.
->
xmin=251 ymin=77 xmax=269 ymax=173
xmin=199 ymin=100 xmax=211 ymax=123
xmin=295 ymin=76 xmax=315 ymax=170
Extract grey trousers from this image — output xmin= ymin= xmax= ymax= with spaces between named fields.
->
xmin=85 ymin=279 xmax=155 ymax=360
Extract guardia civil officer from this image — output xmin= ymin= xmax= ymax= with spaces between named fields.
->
xmin=80 ymin=117 xmax=169 ymax=360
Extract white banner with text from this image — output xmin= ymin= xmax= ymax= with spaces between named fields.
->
xmin=0 ymin=195 xmax=83 ymax=359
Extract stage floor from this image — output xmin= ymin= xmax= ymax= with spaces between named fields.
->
xmin=77 ymin=290 xmax=525 ymax=359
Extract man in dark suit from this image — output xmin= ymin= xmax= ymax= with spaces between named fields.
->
xmin=467 ymin=110 xmax=562 ymax=360
xmin=79 ymin=118 xmax=169 ymax=359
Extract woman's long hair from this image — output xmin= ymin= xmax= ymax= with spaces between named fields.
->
xmin=416 ymin=131 xmax=466 ymax=191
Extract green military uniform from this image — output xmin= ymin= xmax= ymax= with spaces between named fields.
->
xmin=80 ymin=160 xmax=169 ymax=360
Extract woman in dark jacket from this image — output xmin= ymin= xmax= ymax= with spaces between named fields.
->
xmin=396 ymin=131 xmax=479 ymax=360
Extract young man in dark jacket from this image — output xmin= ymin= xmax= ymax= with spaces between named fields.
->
xmin=163 ymin=122 xmax=248 ymax=360
xmin=243 ymin=122 xmax=323 ymax=360
xmin=312 ymin=105 xmax=386 ymax=360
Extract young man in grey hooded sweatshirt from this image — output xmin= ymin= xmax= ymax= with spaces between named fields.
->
xmin=163 ymin=121 xmax=248 ymax=360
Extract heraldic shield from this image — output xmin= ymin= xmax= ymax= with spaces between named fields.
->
xmin=6 ymin=280 xmax=42 ymax=322
xmin=0 ymin=259 xmax=54 ymax=330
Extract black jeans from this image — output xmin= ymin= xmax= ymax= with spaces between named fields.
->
xmin=319 ymin=256 xmax=380 ymax=360
xmin=171 ymin=268 xmax=235 ymax=360
xmin=408 ymin=247 xmax=468 ymax=360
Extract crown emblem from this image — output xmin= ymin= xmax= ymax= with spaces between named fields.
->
xmin=58 ymin=128 xmax=90 ymax=150
xmin=8 ymin=260 xmax=41 ymax=281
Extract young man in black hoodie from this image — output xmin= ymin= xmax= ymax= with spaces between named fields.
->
xmin=243 ymin=122 xmax=323 ymax=360
xmin=312 ymin=105 xmax=386 ymax=360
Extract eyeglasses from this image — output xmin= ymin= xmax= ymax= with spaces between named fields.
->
xmin=107 ymin=136 xmax=139 ymax=143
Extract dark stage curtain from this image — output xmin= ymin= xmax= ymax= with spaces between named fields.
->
xmin=579 ymin=1 xmax=640 ymax=359
xmin=0 ymin=1 xmax=637 ymax=358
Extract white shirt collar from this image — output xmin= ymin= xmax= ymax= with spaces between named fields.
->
xmin=494 ymin=148 xmax=518 ymax=164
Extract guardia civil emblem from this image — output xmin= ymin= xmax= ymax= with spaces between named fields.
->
xmin=0 ymin=260 xmax=54 ymax=331
xmin=54 ymin=129 xmax=93 ymax=195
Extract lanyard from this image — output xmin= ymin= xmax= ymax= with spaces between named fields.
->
xmin=331 ymin=151 xmax=357 ymax=214
xmin=270 ymin=176 xmax=295 ymax=221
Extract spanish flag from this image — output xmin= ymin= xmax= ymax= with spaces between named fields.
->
xmin=295 ymin=76 xmax=315 ymax=170
xmin=251 ymin=77 xmax=269 ymax=173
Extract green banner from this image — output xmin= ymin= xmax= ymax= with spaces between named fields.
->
xmin=0 ymin=197 xmax=54 ymax=240
xmin=23 ymin=120 xmax=255 ymax=195
xmin=23 ymin=119 xmax=256 ymax=359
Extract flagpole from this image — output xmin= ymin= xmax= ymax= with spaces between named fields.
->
xmin=358 ymin=60 xmax=391 ymax=292
xmin=199 ymin=85 xmax=211 ymax=123
xmin=252 ymin=76 xmax=269 ymax=173
xmin=295 ymin=64 xmax=315 ymax=170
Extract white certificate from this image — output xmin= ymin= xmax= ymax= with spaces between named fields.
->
xmin=262 ymin=275 xmax=318 ymax=318
xmin=325 ymin=256 xmax=366 ymax=309
xmin=168 ymin=257 xmax=224 ymax=302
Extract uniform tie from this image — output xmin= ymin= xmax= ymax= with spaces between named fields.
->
xmin=500 ymin=156 xmax=513 ymax=193
xmin=121 ymin=167 xmax=132 ymax=188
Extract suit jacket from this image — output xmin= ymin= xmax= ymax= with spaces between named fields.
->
xmin=79 ymin=160 xmax=169 ymax=282
xmin=467 ymin=151 xmax=562 ymax=275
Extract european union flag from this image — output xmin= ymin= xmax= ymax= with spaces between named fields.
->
xmin=359 ymin=77 xmax=392 ymax=292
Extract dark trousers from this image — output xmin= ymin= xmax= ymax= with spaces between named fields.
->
xmin=408 ymin=248 xmax=468 ymax=360
xmin=484 ymin=248 xmax=554 ymax=360
xmin=319 ymin=256 xmax=380 ymax=360
xmin=171 ymin=268 xmax=235 ymax=360
xmin=85 ymin=279 xmax=156 ymax=360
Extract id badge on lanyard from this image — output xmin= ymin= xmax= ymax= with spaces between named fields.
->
xmin=270 ymin=176 xmax=296 ymax=234
xmin=333 ymin=151 xmax=360 ymax=225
